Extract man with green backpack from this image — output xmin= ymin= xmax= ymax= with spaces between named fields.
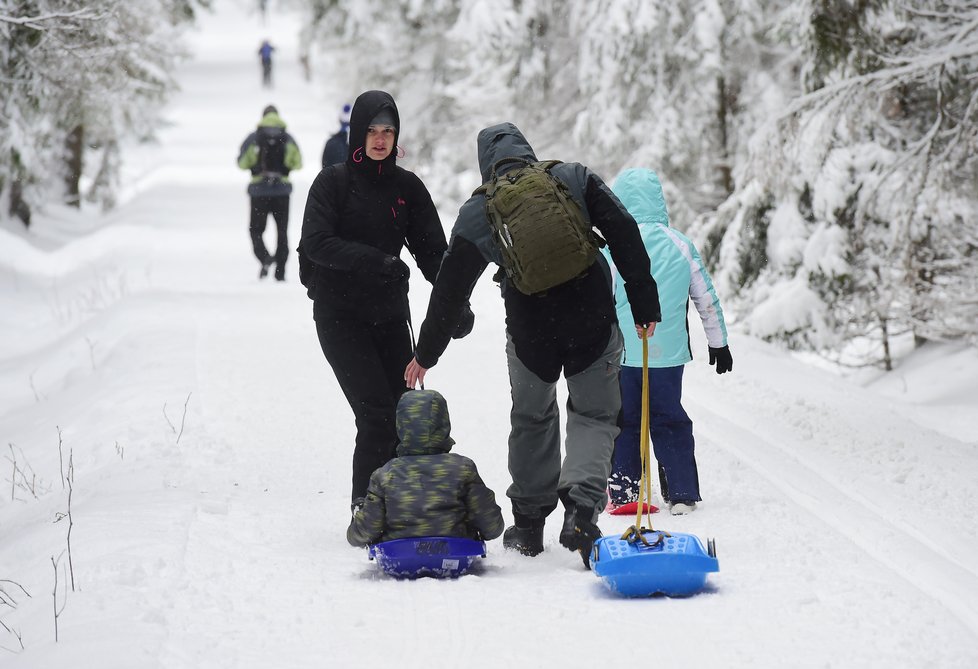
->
xmin=237 ymin=104 xmax=302 ymax=280
xmin=404 ymin=122 xmax=661 ymax=568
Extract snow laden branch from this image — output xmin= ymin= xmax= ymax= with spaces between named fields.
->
xmin=771 ymin=10 xmax=978 ymax=201
xmin=0 ymin=9 xmax=98 ymax=29
xmin=0 ymin=0 xmax=197 ymax=225
xmin=709 ymin=2 xmax=978 ymax=366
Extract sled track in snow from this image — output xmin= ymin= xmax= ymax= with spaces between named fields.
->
xmin=694 ymin=406 xmax=978 ymax=636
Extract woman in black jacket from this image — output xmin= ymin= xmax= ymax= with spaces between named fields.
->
xmin=299 ymin=90 xmax=470 ymax=510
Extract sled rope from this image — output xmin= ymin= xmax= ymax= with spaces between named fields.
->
xmin=621 ymin=327 xmax=656 ymax=540
xmin=621 ymin=525 xmax=670 ymax=547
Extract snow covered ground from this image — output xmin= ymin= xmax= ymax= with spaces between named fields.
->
xmin=2 ymin=1 xmax=977 ymax=667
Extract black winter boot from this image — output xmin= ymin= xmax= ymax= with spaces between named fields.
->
xmin=559 ymin=506 xmax=602 ymax=569
xmin=502 ymin=515 xmax=545 ymax=557
xmin=502 ymin=525 xmax=544 ymax=557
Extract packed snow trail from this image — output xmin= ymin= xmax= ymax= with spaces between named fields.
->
xmin=2 ymin=1 xmax=978 ymax=667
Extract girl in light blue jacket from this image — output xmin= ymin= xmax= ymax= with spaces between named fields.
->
xmin=604 ymin=168 xmax=733 ymax=515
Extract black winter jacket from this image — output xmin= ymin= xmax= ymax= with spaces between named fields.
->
xmin=347 ymin=389 xmax=505 ymax=546
xmin=321 ymin=129 xmax=348 ymax=168
xmin=414 ymin=123 xmax=661 ymax=382
xmin=299 ymin=91 xmax=447 ymax=324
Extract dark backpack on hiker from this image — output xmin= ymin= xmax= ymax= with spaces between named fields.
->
xmin=475 ymin=158 xmax=604 ymax=295
xmin=256 ymin=126 xmax=287 ymax=178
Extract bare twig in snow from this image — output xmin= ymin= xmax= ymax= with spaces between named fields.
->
xmin=66 ymin=451 xmax=76 ymax=592
xmin=50 ymin=553 xmax=67 ymax=642
xmin=163 ymin=403 xmax=176 ymax=434
xmin=177 ymin=392 xmax=192 ymax=444
xmin=0 ymin=579 xmax=31 ymax=605
xmin=29 ymin=372 xmax=41 ymax=403
xmin=5 ymin=444 xmax=43 ymax=502
xmin=56 ymin=426 xmax=65 ymax=490
xmin=84 ymin=337 xmax=96 ymax=371
xmin=0 ymin=618 xmax=24 ymax=653
xmin=0 ymin=579 xmax=30 ymax=650
xmin=6 ymin=444 xmax=14 ymax=502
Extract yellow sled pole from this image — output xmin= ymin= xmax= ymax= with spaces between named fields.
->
xmin=633 ymin=327 xmax=656 ymax=532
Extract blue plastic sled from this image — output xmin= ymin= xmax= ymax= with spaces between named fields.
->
xmin=591 ymin=529 xmax=718 ymax=597
xmin=368 ymin=537 xmax=487 ymax=579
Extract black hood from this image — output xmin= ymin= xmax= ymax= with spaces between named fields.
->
xmin=476 ymin=122 xmax=537 ymax=183
xmin=348 ymin=89 xmax=400 ymax=176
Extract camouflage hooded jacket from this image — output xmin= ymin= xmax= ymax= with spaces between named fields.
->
xmin=347 ymin=390 xmax=504 ymax=547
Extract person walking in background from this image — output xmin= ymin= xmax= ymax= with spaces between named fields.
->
xmin=298 ymin=90 xmax=473 ymax=512
xmin=321 ymin=103 xmax=351 ymax=169
xmin=237 ymin=104 xmax=302 ymax=281
xmin=605 ymin=168 xmax=732 ymax=516
xmin=258 ymin=39 xmax=274 ymax=87
xmin=403 ymin=123 xmax=660 ymax=568
xmin=347 ymin=389 xmax=504 ymax=547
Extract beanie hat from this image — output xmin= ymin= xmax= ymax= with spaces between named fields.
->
xmin=369 ymin=109 xmax=396 ymax=128
xmin=263 ymin=104 xmax=278 ymax=116
xmin=339 ymin=103 xmax=352 ymax=127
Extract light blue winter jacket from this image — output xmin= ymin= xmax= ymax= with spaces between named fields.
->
xmin=604 ymin=168 xmax=728 ymax=368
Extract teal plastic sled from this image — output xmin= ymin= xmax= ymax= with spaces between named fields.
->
xmin=591 ymin=529 xmax=718 ymax=597
xmin=368 ymin=537 xmax=487 ymax=579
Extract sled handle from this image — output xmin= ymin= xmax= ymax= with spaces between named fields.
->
xmin=635 ymin=328 xmax=657 ymax=530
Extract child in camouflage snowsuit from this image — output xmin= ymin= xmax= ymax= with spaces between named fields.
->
xmin=347 ymin=389 xmax=504 ymax=547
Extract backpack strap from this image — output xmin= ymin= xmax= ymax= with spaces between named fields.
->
xmin=535 ymin=159 xmax=562 ymax=171
xmin=536 ymin=159 xmax=607 ymax=250
xmin=490 ymin=156 xmax=531 ymax=178
xmin=472 ymin=157 xmax=559 ymax=198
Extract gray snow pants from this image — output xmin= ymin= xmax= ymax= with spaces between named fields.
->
xmin=505 ymin=326 xmax=623 ymax=524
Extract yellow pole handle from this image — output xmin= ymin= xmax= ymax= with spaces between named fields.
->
xmin=634 ymin=326 xmax=655 ymax=531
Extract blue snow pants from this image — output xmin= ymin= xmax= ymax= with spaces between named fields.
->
xmin=609 ymin=365 xmax=701 ymax=505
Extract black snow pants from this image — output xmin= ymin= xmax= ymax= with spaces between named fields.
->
xmin=315 ymin=312 xmax=413 ymax=502
xmin=249 ymin=195 xmax=290 ymax=276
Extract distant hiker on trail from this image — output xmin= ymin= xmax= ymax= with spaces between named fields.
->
xmin=321 ymin=103 xmax=351 ymax=169
xmin=258 ymin=39 xmax=274 ymax=87
xmin=606 ymin=168 xmax=732 ymax=517
xmin=347 ymin=389 xmax=504 ymax=547
xmin=237 ymin=104 xmax=302 ymax=281
xmin=298 ymin=90 xmax=474 ymax=513
xmin=403 ymin=123 xmax=661 ymax=568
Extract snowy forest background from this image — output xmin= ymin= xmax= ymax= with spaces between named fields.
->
xmin=2 ymin=0 xmax=977 ymax=370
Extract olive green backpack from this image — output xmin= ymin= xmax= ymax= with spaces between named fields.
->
xmin=475 ymin=158 xmax=605 ymax=295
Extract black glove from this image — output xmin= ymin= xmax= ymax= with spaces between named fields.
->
xmin=379 ymin=255 xmax=410 ymax=283
xmin=708 ymin=346 xmax=733 ymax=374
xmin=452 ymin=303 xmax=475 ymax=339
